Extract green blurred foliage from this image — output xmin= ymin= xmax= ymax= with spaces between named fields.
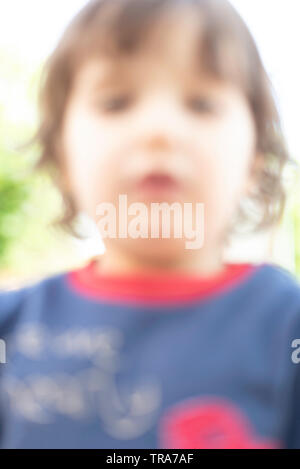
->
xmin=0 ymin=168 xmax=31 ymax=263
xmin=0 ymin=49 xmax=80 ymax=286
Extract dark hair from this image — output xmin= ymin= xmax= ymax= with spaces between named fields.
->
xmin=26 ymin=0 xmax=291 ymax=236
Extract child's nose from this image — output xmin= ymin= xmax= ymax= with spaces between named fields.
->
xmin=133 ymin=94 xmax=191 ymax=151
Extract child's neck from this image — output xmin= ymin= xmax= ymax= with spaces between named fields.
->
xmin=94 ymin=246 xmax=224 ymax=278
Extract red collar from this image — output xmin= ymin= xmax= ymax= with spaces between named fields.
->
xmin=66 ymin=259 xmax=259 ymax=306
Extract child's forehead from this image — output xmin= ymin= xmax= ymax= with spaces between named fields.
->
xmin=75 ymin=53 xmax=203 ymax=88
xmin=71 ymin=60 xmax=227 ymax=105
xmin=73 ymin=36 xmax=216 ymax=94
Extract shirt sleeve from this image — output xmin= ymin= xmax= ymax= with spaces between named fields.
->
xmin=0 ymin=287 xmax=29 ymax=446
xmin=0 ymin=288 xmax=27 ymax=338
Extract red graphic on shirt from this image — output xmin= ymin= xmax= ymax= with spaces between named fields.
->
xmin=158 ymin=397 xmax=281 ymax=449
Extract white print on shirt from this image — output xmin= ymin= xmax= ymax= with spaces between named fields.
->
xmin=1 ymin=324 xmax=162 ymax=440
xmin=13 ymin=324 xmax=123 ymax=371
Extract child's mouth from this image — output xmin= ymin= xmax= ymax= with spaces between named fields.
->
xmin=135 ymin=172 xmax=182 ymax=196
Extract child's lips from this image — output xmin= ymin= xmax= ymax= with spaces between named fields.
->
xmin=135 ymin=172 xmax=182 ymax=196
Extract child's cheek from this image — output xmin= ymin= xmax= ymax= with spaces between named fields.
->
xmin=62 ymin=108 xmax=125 ymax=215
xmin=192 ymin=107 xmax=256 ymax=237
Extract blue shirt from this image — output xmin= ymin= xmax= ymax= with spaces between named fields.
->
xmin=0 ymin=260 xmax=300 ymax=448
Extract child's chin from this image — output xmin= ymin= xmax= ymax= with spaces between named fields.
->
xmin=115 ymin=237 xmax=190 ymax=262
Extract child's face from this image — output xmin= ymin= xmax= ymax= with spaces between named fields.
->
xmin=61 ymin=24 xmax=257 ymax=269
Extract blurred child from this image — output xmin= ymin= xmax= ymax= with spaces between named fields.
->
xmin=1 ymin=0 xmax=300 ymax=448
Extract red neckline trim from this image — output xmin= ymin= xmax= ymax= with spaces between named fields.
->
xmin=66 ymin=259 xmax=260 ymax=306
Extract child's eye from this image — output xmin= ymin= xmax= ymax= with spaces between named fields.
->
xmin=94 ymin=94 xmax=133 ymax=113
xmin=185 ymin=95 xmax=220 ymax=115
